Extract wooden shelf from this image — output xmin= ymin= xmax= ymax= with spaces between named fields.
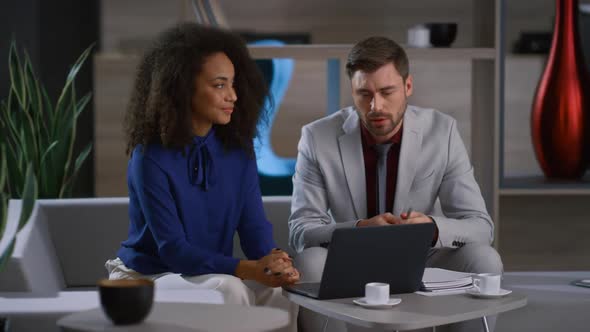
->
xmin=500 ymin=175 xmax=590 ymax=195
xmin=248 ymin=44 xmax=496 ymax=61
xmin=100 ymin=46 xmax=497 ymax=62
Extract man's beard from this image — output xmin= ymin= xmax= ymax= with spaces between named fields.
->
xmin=365 ymin=102 xmax=407 ymax=138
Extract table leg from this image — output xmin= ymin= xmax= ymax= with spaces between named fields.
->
xmin=482 ymin=316 xmax=490 ymax=332
xmin=0 ymin=317 xmax=9 ymax=332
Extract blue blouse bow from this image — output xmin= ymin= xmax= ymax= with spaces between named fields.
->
xmin=187 ymin=131 xmax=216 ymax=191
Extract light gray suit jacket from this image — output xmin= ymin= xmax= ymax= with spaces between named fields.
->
xmin=288 ymin=105 xmax=494 ymax=253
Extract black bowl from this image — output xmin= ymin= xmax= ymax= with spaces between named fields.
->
xmin=427 ymin=23 xmax=458 ymax=47
xmin=98 ymin=279 xmax=154 ymax=325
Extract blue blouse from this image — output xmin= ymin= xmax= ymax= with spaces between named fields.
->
xmin=117 ymin=129 xmax=276 ymax=276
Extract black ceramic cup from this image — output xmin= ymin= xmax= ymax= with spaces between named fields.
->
xmin=427 ymin=23 xmax=458 ymax=47
xmin=98 ymin=278 xmax=154 ymax=325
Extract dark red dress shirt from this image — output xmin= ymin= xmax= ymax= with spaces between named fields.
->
xmin=360 ymin=121 xmax=439 ymax=244
xmin=360 ymin=123 xmax=403 ymax=218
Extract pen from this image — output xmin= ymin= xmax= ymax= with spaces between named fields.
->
xmin=405 ymin=207 xmax=413 ymax=220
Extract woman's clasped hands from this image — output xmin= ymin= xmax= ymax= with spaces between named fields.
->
xmin=255 ymin=248 xmax=300 ymax=287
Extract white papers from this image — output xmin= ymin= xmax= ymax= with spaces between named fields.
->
xmin=416 ymin=287 xmax=472 ymax=297
xmin=416 ymin=268 xmax=474 ymax=296
xmin=422 ymin=268 xmax=473 ymax=288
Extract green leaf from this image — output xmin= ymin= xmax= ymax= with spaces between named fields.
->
xmin=18 ymin=164 xmax=38 ymax=230
xmin=46 ymin=137 xmax=68 ymax=198
xmin=23 ymin=55 xmax=39 ymax=114
xmin=55 ymin=44 xmax=94 ymax=116
xmin=0 ymin=194 xmax=16 ymax=272
xmin=40 ymin=141 xmax=59 ymax=167
xmin=73 ymin=143 xmax=92 ymax=174
xmin=39 ymin=140 xmax=60 ymax=196
xmin=0 ymin=239 xmax=16 ymax=273
xmin=0 ymin=193 xmax=7 ymax=239
xmin=0 ymin=145 xmax=6 ymax=190
xmin=23 ymin=58 xmax=44 ymax=164
xmin=52 ymin=87 xmax=74 ymax=140
xmin=36 ymin=84 xmax=50 ymax=144
xmin=40 ymin=146 xmax=57 ymax=198
xmin=4 ymin=139 xmax=24 ymax=197
xmin=8 ymin=42 xmax=27 ymax=109
xmin=61 ymin=143 xmax=92 ymax=198
xmin=74 ymin=93 xmax=92 ymax=118
xmin=59 ymin=91 xmax=78 ymax=197
xmin=17 ymin=112 xmax=34 ymax=164
xmin=21 ymin=104 xmax=40 ymax=169
xmin=41 ymin=86 xmax=54 ymax=132
xmin=33 ymin=74 xmax=43 ymax=120
xmin=20 ymin=59 xmax=41 ymax=170
xmin=1 ymin=99 xmax=27 ymax=159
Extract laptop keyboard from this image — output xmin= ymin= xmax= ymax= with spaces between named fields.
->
xmin=287 ymin=282 xmax=321 ymax=297
xmin=293 ymin=282 xmax=320 ymax=292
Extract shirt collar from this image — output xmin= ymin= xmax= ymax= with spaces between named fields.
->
xmin=187 ymin=128 xmax=219 ymax=190
xmin=192 ymin=127 xmax=215 ymax=146
xmin=360 ymin=121 xmax=403 ymax=147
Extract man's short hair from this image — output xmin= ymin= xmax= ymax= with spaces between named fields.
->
xmin=346 ymin=36 xmax=409 ymax=80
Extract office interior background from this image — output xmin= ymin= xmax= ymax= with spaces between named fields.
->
xmin=1 ymin=0 xmax=590 ymax=271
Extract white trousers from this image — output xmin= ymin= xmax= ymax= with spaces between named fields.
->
xmin=105 ymin=258 xmax=298 ymax=332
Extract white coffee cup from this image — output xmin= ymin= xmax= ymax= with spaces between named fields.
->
xmin=407 ymin=24 xmax=431 ymax=48
xmin=472 ymin=273 xmax=501 ymax=295
xmin=365 ymin=282 xmax=390 ymax=304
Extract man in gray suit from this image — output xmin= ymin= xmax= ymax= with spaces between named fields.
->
xmin=289 ymin=37 xmax=503 ymax=332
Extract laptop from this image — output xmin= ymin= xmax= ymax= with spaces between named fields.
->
xmin=285 ymin=222 xmax=435 ymax=300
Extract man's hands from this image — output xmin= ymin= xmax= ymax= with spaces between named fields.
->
xmin=400 ymin=210 xmax=433 ymax=224
xmin=235 ymin=248 xmax=300 ymax=288
xmin=357 ymin=213 xmax=402 ymax=226
xmin=357 ymin=211 xmax=433 ymax=227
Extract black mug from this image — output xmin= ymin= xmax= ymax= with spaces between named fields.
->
xmin=98 ymin=278 xmax=154 ymax=325
xmin=426 ymin=23 xmax=458 ymax=47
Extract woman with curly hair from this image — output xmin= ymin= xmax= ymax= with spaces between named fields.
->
xmin=105 ymin=23 xmax=299 ymax=329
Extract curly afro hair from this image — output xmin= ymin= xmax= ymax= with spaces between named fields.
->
xmin=124 ymin=23 xmax=269 ymax=156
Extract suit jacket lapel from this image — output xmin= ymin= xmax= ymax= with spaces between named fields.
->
xmin=338 ymin=110 xmax=367 ymax=219
xmin=393 ymin=107 xmax=422 ymax=216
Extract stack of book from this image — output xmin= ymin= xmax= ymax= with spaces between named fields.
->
xmin=418 ymin=268 xmax=474 ymax=296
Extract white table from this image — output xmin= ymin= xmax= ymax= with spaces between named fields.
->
xmin=284 ymin=290 xmax=527 ymax=331
xmin=57 ymin=302 xmax=289 ymax=332
xmin=1 ymin=288 xmax=225 ymax=332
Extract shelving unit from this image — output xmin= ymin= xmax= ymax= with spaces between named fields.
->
xmin=500 ymin=176 xmax=590 ymax=195
xmin=248 ymin=45 xmax=496 ymax=60
xmin=497 ymin=2 xmax=590 ymax=270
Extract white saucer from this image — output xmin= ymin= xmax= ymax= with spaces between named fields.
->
xmin=353 ymin=297 xmax=402 ymax=309
xmin=466 ymin=288 xmax=512 ymax=299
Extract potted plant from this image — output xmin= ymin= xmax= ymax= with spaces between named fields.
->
xmin=0 ymin=41 xmax=92 ymax=270
xmin=0 ymin=42 xmax=93 ymax=199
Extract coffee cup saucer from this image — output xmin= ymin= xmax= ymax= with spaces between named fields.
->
xmin=466 ymin=288 xmax=512 ymax=299
xmin=353 ymin=297 xmax=402 ymax=309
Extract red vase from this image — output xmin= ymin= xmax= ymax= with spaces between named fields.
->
xmin=531 ymin=0 xmax=590 ymax=179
